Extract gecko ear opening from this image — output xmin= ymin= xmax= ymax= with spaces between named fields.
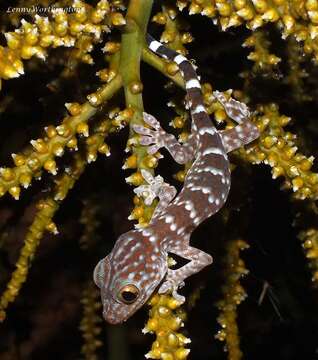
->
xmin=93 ymin=258 xmax=108 ymax=289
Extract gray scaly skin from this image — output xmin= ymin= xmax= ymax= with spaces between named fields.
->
xmin=93 ymin=35 xmax=260 ymax=324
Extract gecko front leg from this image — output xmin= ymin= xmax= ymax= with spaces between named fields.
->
xmin=133 ymin=112 xmax=196 ymax=164
xmin=213 ymin=90 xmax=260 ymax=152
xmin=134 ymin=169 xmax=177 ymax=220
xmin=159 ymin=243 xmax=213 ymax=303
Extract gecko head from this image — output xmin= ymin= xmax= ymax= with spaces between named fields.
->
xmin=93 ymin=231 xmax=167 ymax=324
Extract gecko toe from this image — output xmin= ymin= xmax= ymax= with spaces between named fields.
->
xmin=140 ymin=136 xmax=155 ymax=146
xmin=143 ymin=112 xmax=161 ymax=130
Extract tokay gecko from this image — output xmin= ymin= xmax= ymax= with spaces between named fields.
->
xmin=93 ymin=35 xmax=260 ymax=324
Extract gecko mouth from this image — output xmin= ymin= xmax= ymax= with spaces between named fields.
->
xmin=103 ymin=310 xmax=130 ymax=324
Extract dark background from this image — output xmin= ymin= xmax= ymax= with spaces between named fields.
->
xmin=0 ymin=2 xmax=318 ymax=359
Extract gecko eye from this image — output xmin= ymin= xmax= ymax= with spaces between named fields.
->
xmin=118 ymin=284 xmax=140 ymax=304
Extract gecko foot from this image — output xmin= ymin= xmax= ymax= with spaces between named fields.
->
xmin=133 ymin=169 xmax=165 ymax=205
xmin=133 ymin=112 xmax=168 ymax=154
xmin=158 ymin=272 xmax=186 ymax=304
xmin=213 ymin=90 xmax=250 ymax=123
xmin=134 ymin=169 xmax=177 ymax=213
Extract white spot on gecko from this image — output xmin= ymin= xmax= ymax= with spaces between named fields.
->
xmin=192 ymin=105 xmax=206 ymax=114
xmin=186 ymin=79 xmax=201 ymax=89
xmin=199 ymin=127 xmax=216 ymax=136
xmin=202 ymin=147 xmax=225 ymax=156
xmin=174 ymin=54 xmax=187 ymax=64
xmin=149 ymin=40 xmax=161 ymax=52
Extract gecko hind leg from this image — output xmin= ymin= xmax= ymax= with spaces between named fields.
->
xmin=133 ymin=112 xmax=196 ymax=165
xmin=158 ymin=243 xmax=213 ymax=303
xmin=220 ymin=121 xmax=260 ymax=153
xmin=133 ymin=169 xmax=177 ymax=220
xmin=213 ymin=90 xmax=260 ymax=152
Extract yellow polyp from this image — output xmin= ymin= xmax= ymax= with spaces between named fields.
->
xmin=31 ymin=139 xmax=48 ymax=153
xmin=52 ymin=144 xmax=65 ymax=157
xmin=175 ymin=348 xmax=190 ymax=359
xmin=175 ymin=170 xmax=186 ymax=182
xmin=292 ymin=177 xmax=304 ymax=191
xmin=173 ymin=116 xmax=185 ymax=128
xmin=77 ymin=123 xmax=89 ymax=137
xmin=19 ymin=173 xmax=32 ymax=189
xmin=87 ymin=151 xmax=97 ymax=163
xmin=27 ymin=158 xmax=41 ymax=171
xmin=12 ymin=154 xmax=25 ymax=167
xmin=103 ymin=42 xmax=121 ymax=54
xmin=152 ymin=12 xmax=167 ymax=24
xmin=46 ymin=221 xmax=58 ymax=234
xmin=45 ymin=126 xmax=57 ymax=138
xmin=126 ymin=171 xmax=144 ymax=186
xmin=272 ymin=166 xmax=284 ymax=179
xmin=143 ymin=155 xmax=158 ymax=168
xmin=67 ymin=137 xmax=78 ymax=150
xmin=158 ymin=306 xmax=171 ymax=318
xmin=98 ymin=143 xmax=110 ymax=156
xmin=0 ymin=168 xmax=15 ymax=182
xmin=166 ymin=62 xmax=179 ymax=76
xmin=145 ymin=294 xmax=189 ymax=359
xmin=214 ymin=108 xmax=227 ymax=122
xmin=124 ymin=155 xmax=138 ymax=169
xmin=65 ymin=102 xmax=82 ymax=116
xmin=9 ymin=186 xmax=21 ymax=200
xmin=97 ymin=69 xmax=109 ymax=82
xmin=44 ymin=159 xmax=57 ymax=175
xmin=111 ymin=12 xmax=126 ymax=26
xmin=130 ymin=206 xmax=144 ymax=219
xmin=189 ymin=3 xmax=202 ymax=14
xmin=147 ymin=318 xmax=159 ymax=331
xmin=130 ymin=81 xmax=144 ymax=94
xmin=215 ymin=239 xmax=249 ymax=360
xmin=87 ymin=93 xmax=102 ymax=106
xmin=56 ymin=124 xmax=72 ymax=137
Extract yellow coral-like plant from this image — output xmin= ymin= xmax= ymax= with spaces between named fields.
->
xmin=215 ymin=239 xmax=249 ymax=360
xmin=238 ymin=103 xmax=318 ymax=200
xmin=144 ymin=294 xmax=190 ymax=360
xmin=0 ymin=0 xmax=318 ymax=357
xmin=80 ymin=281 xmax=103 ymax=360
xmin=298 ymin=228 xmax=318 ymax=285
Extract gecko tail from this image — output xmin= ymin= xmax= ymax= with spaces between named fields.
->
xmin=146 ymin=34 xmax=215 ymax=132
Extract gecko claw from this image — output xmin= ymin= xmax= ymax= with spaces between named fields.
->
xmin=143 ymin=112 xmax=161 ymax=129
xmin=133 ymin=112 xmax=167 ymax=154
xmin=158 ymin=279 xmax=186 ymax=304
xmin=133 ymin=169 xmax=165 ymax=205
xmin=213 ymin=90 xmax=251 ymax=121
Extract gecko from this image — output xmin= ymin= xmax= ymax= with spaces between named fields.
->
xmin=93 ymin=34 xmax=260 ymax=324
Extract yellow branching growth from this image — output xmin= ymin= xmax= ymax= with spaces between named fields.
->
xmin=80 ymin=281 xmax=103 ymax=360
xmin=1 ymin=0 xmax=318 ymax=357
xmin=243 ymin=30 xmax=281 ymax=74
xmin=152 ymin=5 xmax=193 ymax=55
xmin=215 ymin=239 xmax=249 ymax=360
xmin=144 ymin=294 xmax=190 ymax=360
xmin=284 ymin=38 xmax=311 ymax=102
xmin=298 ymin=228 xmax=318 ymax=285
xmin=0 ymin=153 xmax=86 ymax=322
xmin=79 ymin=199 xmax=101 ymax=250
xmin=0 ymin=198 xmax=58 ymax=322
xmin=0 ymin=0 xmax=115 ymax=88
xmin=237 ymin=103 xmax=318 ymax=200
xmin=176 ymin=0 xmax=318 ymax=62
xmin=0 ymin=75 xmax=122 ymax=200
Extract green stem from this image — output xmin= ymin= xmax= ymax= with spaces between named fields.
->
xmin=119 ymin=0 xmax=154 ymax=166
